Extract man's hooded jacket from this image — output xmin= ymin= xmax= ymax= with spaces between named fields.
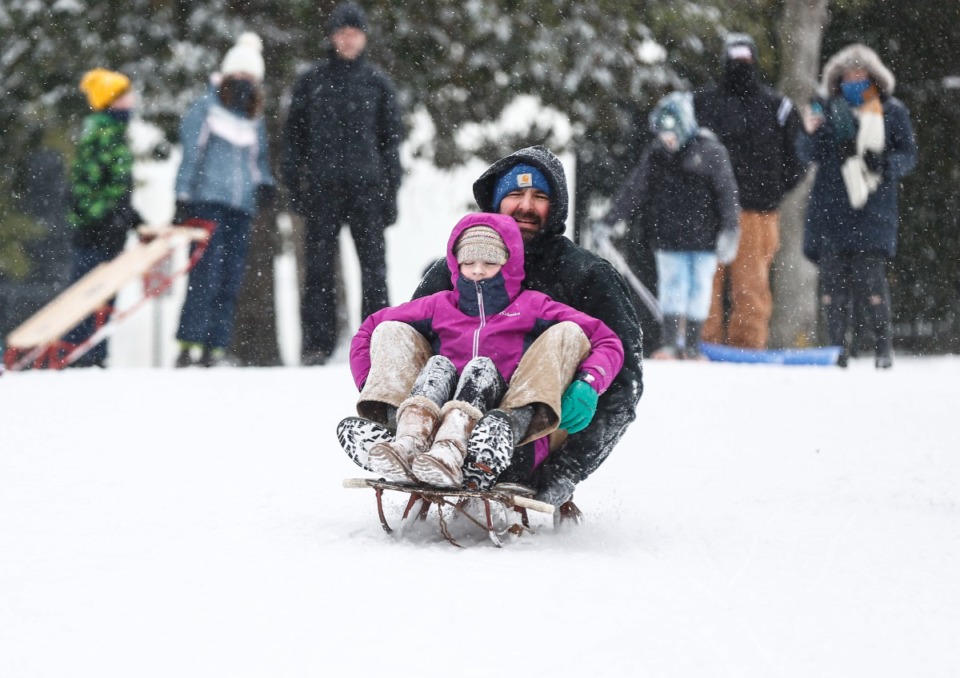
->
xmin=415 ymin=147 xmax=643 ymax=490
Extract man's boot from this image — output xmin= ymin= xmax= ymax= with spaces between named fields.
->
xmin=462 ymin=406 xmax=533 ymax=491
xmin=411 ymin=401 xmax=482 ymax=488
xmin=367 ymin=396 xmax=440 ymax=482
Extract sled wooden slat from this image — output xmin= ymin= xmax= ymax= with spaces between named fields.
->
xmin=343 ymin=477 xmax=554 ymax=515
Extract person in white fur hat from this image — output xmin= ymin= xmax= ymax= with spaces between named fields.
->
xmin=172 ymin=31 xmax=275 ymax=367
xmin=800 ymin=43 xmax=918 ymax=369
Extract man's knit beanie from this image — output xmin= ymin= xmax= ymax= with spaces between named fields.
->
xmin=327 ymin=2 xmax=368 ymax=35
xmin=79 ymin=69 xmax=131 ymax=111
xmin=492 ymin=164 xmax=552 ymax=212
xmin=455 ymin=225 xmax=509 ymax=265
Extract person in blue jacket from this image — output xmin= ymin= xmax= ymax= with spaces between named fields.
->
xmin=173 ymin=32 xmax=275 ymax=367
xmin=800 ymin=43 xmax=917 ymax=369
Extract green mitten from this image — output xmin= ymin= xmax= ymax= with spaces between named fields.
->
xmin=559 ymin=379 xmax=599 ymax=434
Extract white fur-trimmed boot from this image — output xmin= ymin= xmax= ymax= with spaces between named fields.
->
xmin=367 ymin=396 xmax=440 ymax=482
xmin=411 ymin=401 xmax=482 ymax=488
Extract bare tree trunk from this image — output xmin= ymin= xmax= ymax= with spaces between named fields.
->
xmin=233 ymin=199 xmax=282 ymax=366
xmin=771 ymin=0 xmax=830 ymax=348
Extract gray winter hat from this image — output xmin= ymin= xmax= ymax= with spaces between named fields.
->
xmin=327 ymin=2 xmax=368 ymax=35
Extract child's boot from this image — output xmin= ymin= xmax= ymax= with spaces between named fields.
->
xmin=684 ymin=318 xmax=706 ymax=360
xmin=411 ymin=401 xmax=482 ymax=488
xmin=652 ymin=315 xmax=682 ymax=359
xmin=367 ymin=396 xmax=440 ymax=482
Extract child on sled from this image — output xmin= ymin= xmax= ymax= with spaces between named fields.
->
xmin=339 ymin=212 xmax=624 ymax=491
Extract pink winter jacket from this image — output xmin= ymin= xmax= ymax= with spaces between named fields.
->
xmin=350 ymin=213 xmax=624 ymax=397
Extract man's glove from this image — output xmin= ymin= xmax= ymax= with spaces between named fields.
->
xmin=559 ymin=379 xmax=599 ymax=434
xmin=534 ymin=474 xmax=576 ymax=509
xmin=173 ymin=200 xmax=193 ymax=226
xmin=863 ymin=149 xmax=885 ymax=176
xmin=716 ymin=227 xmax=740 ymax=265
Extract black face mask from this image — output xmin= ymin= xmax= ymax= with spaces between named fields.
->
xmin=725 ymin=61 xmax=758 ymax=95
xmin=222 ymin=79 xmax=256 ymax=117
xmin=106 ymin=109 xmax=131 ymax=123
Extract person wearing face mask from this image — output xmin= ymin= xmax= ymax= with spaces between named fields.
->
xmin=693 ymin=33 xmax=807 ymax=350
xmin=800 ymin=44 xmax=917 ymax=369
xmin=64 ymin=68 xmax=145 ymax=367
xmin=172 ymin=32 xmax=275 ymax=368
xmin=603 ymin=92 xmax=741 ymax=359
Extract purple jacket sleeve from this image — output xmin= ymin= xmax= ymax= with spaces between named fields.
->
xmin=535 ymin=296 xmax=625 ymax=395
xmin=348 ymin=295 xmax=439 ymax=390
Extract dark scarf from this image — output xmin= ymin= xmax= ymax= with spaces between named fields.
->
xmin=456 ymin=272 xmax=511 ymax=317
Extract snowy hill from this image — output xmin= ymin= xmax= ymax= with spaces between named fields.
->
xmin=2 ymin=358 xmax=959 ymax=677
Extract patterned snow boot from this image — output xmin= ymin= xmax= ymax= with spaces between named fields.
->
xmin=411 ymin=401 xmax=482 ymax=488
xmin=336 ymin=417 xmax=394 ymax=472
xmin=367 ymin=396 xmax=440 ymax=482
xmin=462 ymin=409 xmax=518 ymax=491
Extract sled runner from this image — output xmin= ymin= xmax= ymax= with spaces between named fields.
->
xmin=4 ymin=224 xmax=209 ymax=370
xmin=344 ymin=477 xmax=556 ymax=548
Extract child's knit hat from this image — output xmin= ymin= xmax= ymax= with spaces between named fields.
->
xmin=79 ymin=69 xmax=131 ymax=111
xmin=455 ymin=225 xmax=509 ymax=265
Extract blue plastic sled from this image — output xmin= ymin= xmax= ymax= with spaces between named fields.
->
xmin=699 ymin=342 xmax=842 ymax=366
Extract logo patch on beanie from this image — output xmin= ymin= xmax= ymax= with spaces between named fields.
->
xmin=516 ymin=173 xmax=533 ymax=188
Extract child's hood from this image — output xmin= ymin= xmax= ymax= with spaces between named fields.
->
xmin=445 ymin=213 xmax=526 ymax=300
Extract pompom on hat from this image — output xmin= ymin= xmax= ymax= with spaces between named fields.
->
xmin=455 ymin=225 xmax=509 ymax=265
xmin=221 ymin=32 xmax=265 ymax=82
xmin=79 ymin=69 xmax=131 ymax=111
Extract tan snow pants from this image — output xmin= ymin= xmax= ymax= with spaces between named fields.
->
xmin=356 ymin=320 xmax=591 ymax=446
xmin=702 ymin=209 xmax=780 ymax=349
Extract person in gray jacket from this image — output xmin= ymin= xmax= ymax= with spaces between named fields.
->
xmin=604 ymin=92 xmax=740 ymax=359
xmin=173 ymin=32 xmax=274 ymax=367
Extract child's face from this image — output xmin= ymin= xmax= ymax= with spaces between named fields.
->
xmin=459 ymin=260 xmax=502 ymax=282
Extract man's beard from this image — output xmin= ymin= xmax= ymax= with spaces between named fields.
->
xmin=510 ymin=208 xmax=545 ymax=242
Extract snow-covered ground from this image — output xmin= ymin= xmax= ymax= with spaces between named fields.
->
xmin=2 ymin=358 xmax=959 ymax=677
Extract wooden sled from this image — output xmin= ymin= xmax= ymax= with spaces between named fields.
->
xmin=3 ymin=224 xmax=209 ymax=371
xmin=344 ymin=477 xmax=556 ymax=547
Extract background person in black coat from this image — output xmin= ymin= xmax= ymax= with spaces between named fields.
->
xmin=694 ymin=33 xmax=806 ymax=349
xmin=416 ymin=146 xmax=644 ymax=508
xmin=282 ymin=2 xmax=404 ymax=366
xmin=604 ymin=92 xmax=740 ymax=360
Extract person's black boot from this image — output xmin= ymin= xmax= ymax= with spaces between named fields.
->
xmin=654 ymin=315 xmax=682 ymax=359
xmin=684 ymin=319 xmax=705 ymax=360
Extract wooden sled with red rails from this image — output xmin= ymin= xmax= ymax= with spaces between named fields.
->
xmin=3 ymin=224 xmax=210 ymax=371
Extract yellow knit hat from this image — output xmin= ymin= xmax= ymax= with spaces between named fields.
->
xmin=79 ymin=69 xmax=131 ymax=111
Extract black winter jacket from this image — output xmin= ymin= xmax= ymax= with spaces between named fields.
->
xmin=282 ymin=51 xmax=403 ymax=208
xmin=415 ymin=146 xmax=643 ymax=490
xmin=606 ymin=132 xmax=740 ymax=252
xmin=799 ymin=96 xmax=917 ymax=262
xmin=694 ymin=78 xmax=805 ymax=211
